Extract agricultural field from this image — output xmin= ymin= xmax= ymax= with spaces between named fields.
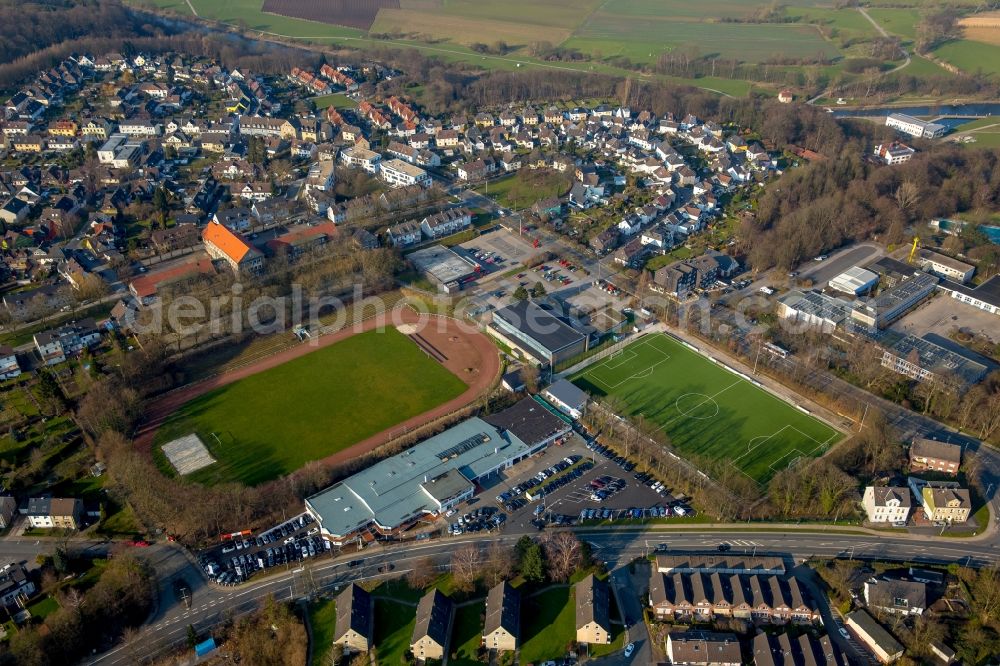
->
xmin=958 ymin=11 xmax=1000 ymax=46
xmin=370 ymin=9 xmax=572 ymax=46
xmin=153 ymin=327 xmax=467 ymax=486
xmin=866 ymin=8 xmax=921 ymax=40
xmin=571 ymin=333 xmax=842 ymax=484
xmin=262 ymin=0 xmax=399 ymax=30
xmin=138 ymin=0 xmax=364 ymax=39
xmin=933 ymin=39 xmax=1000 ymax=77
xmin=569 ymin=14 xmax=839 ymax=64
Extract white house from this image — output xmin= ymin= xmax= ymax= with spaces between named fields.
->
xmin=862 ymin=486 xmax=911 ymax=524
xmin=380 ymin=159 xmax=431 ymax=188
xmin=0 ymin=345 xmax=20 ymax=380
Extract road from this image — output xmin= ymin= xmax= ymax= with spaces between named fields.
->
xmin=72 ymin=520 xmax=1000 ymax=665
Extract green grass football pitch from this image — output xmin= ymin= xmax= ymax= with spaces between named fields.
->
xmin=154 ymin=327 xmax=467 ymax=486
xmin=571 ymin=333 xmax=841 ymax=484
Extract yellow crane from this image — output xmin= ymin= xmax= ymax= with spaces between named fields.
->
xmin=907 ymin=236 xmax=920 ymax=264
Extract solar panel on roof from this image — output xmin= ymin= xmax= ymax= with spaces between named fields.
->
xmin=437 ymin=432 xmax=490 ymax=461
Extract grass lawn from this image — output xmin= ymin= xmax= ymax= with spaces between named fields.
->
xmin=933 ymin=39 xmax=1000 ymax=77
xmin=476 ymin=170 xmax=571 ymax=211
xmin=963 ymin=131 xmax=1000 ymax=148
xmin=571 ymin=333 xmax=842 ymax=484
xmin=308 ymin=598 xmax=337 ymax=666
xmin=374 ymin=599 xmax=416 ymax=666
xmin=27 ymin=596 xmax=60 ymax=620
xmin=312 ymin=93 xmax=358 ymax=110
xmin=154 ymin=327 xmax=467 ymax=486
xmin=520 ymin=587 xmax=576 ymax=664
xmin=449 ymin=600 xmax=484 ymax=666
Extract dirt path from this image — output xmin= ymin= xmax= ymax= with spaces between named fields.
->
xmin=134 ymin=309 xmax=501 ymax=475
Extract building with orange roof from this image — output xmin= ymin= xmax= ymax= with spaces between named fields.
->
xmin=128 ymin=257 xmax=217 ymax=303
xmin=203 ymin=222 xmax=264 ymax=274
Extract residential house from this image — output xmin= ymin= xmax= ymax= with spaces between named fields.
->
xmin=874 ymin=142 xmax=915 ymax=165
xmin=388 ymin=220 xmax=423 ymax=247
xmin=913 ymin=479 xmax=972 ymax=524
xmin=334 ymin=584 xmax=373 ymax=655
xmin=421 ymin=208 xmax=472 ymax=239
xmin=352 ymin=228 xmax=379 ymax=251
xmin=864 ymin=577 xmax=926 ymax=616
xmin=483 ymin=581 xmax=519 ymax=652
xmin=909 ymin=438 xmax=961 ymax=475
xmin=0 ymin=197 xmax=30 ymax=225
xmin=752 ymin=632 xmax=844 ymax=666
xmin=667 ymin=631 xmax=742 ymax=666
xmin=380 ymin=158 xmax=431 ymax=188
xmin=648 ymin=571 xmax=820 ymax=624
xmin=33 ymin=318 xmax=101 ymax=365
xmin=845 ymin=610 xmax=903 ymax=664
xmin=213 ymin=206 xmax=253 ymax=232
xmin=862 ymin=486 xmax=912 ymax=524
xmin=0 ymin=497 xmax=15 ymax=530
xmin=576 ymin=574 xmax=612 ymax=645
xmin=24 ymin=497 xmax=85 ymax=529
xmin=203 ymin=222 xmax=264 ymax=274
xmin=410 ymin=589 xmax=453 ymax=661
xmin=0 ymin=345 xmax=20 ymax=380
xmin=339 ymin=145 xmax=382 ymax=173
xmin=590 ymin=228 xmax=620 ymax=255
xmin=0 ymin=563 xmax=36 ymax=608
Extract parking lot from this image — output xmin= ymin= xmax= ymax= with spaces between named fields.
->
xmin=456 ymin=227 xmax=540 ymax=275
xmin=198 ymin=513 xmax=331 ymax=586
xmin=468 ymin=431 xmax=695 ymax=533
xmin=893 ymin=293 xmax=999 ymax=343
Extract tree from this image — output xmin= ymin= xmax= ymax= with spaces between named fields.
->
xmin=530 ymin=282 xmax=546 ymax=298
xmin=186 ymin=624 xmax=198 ymax=649
xmin=483 ymin=541 xmax=514 ymax=587
xmin=513 ymin=285 xmax=529 ymax=300
xmin=450 ymin=543 xmax=482 ymax=592
xmin=541 ymin=531 xmax=584 ymax=582
xmin=520 ymin=364 xmax=540 ymax=394
xmin=406 ymin=556 xmax=438 ymax=589
xmin=519 ymin=539 xmax=545 ymax=583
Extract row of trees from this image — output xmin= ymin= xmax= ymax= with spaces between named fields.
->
xmin=428 ymin=532 xmax=587 ymax=593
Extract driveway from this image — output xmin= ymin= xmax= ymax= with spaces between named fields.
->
xmin=590 ymin=559 xmax=652 ymax=666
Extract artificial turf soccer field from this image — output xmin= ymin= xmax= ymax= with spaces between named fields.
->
xmin=154 ymin=327 xmax=467 ymax=486
xmin=571 ymin=333 xmax=842 ymax=483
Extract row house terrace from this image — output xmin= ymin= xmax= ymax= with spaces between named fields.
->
xmin=649 ymin=571 xmax=820 ymax=625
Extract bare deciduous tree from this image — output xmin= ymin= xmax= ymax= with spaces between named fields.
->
xmin=450 ymin=544 xmax=482 ymax=592
xmin=541 ymin=531 xmax=583 ymax=583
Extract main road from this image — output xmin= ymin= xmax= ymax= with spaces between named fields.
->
xmin=79 ymin=523 xmax=999 ymax=665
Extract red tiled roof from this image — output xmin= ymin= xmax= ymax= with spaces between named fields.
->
xmin=129 ymin=258 xmax=216 ymax=298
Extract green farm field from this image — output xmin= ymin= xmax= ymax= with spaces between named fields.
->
xmin=933 ymin=39 xmax=1000 ymax=77
xmin=154 ymin=327 xmax=467 ymax=486
xmin=571 ymin=14 xmax=839 ymax=63
xmin=571 ymin=333 xmax=842 ymax=484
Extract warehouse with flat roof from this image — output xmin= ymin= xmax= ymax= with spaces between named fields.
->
xmin=306 ymin=398 xmax=569 ymax=543
xmin=828 ymin=266 xmax=879 ymax=295
xmin=490 ymin=300 xmax=590 ymax=366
